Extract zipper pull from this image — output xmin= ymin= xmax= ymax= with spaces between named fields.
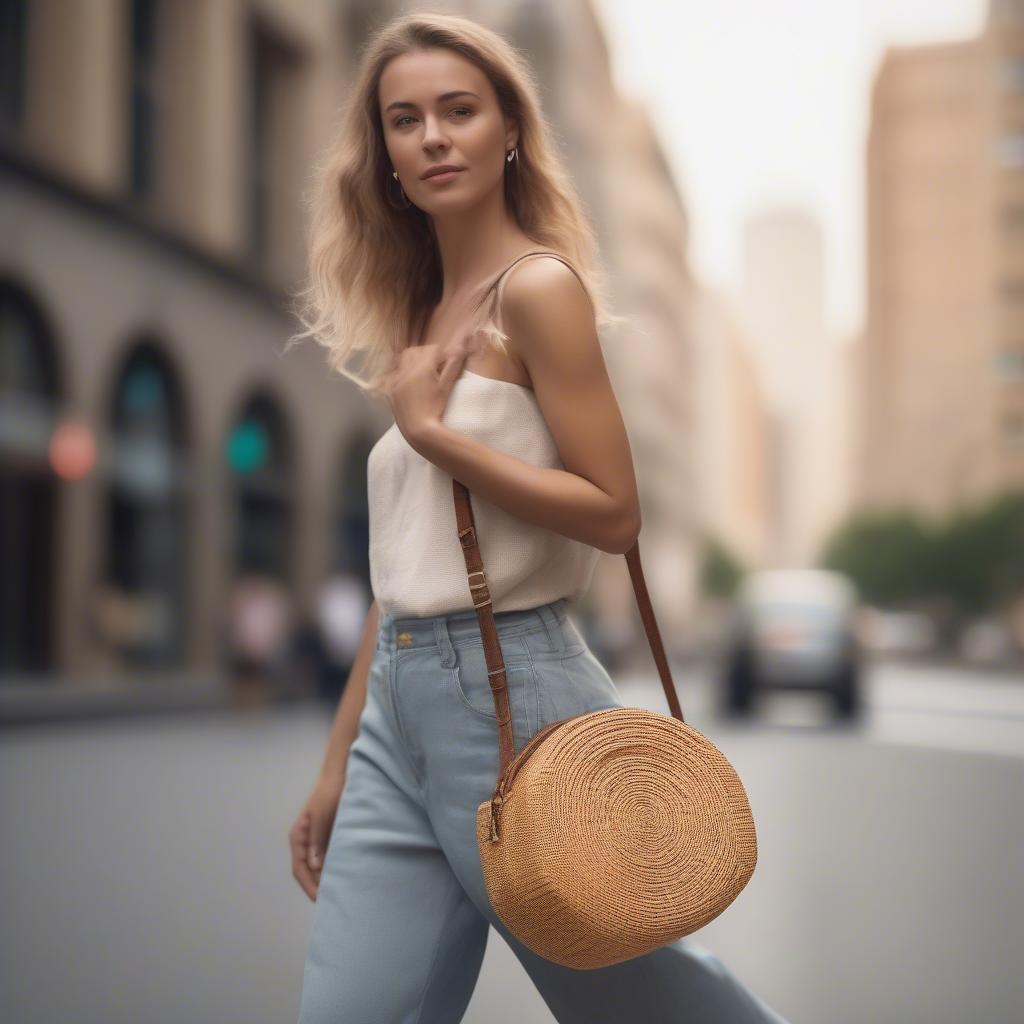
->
xmin=489 ymin=793 xmax=504 ymax=842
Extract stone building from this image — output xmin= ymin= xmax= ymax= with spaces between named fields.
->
xmin=1 ymin=0 xmax=382 ymax=699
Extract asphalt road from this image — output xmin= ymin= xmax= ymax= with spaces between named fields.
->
xmin=1 ymin=659 xmax=1021 ymax=1023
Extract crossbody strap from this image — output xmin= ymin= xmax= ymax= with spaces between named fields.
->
xmin=452 ymin=486 xmax=684 ymax=778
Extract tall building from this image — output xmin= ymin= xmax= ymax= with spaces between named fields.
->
xmin=739 ymin=207 xmax=827 ymax=416
xmin=600 ymin=95 xmax=698 ymax=641
xmin=691 ymin=286 xmax=771 ymax=571
xmin=860 ymin=0 xmax=1024 ymax=517
xmin=737 ymin=206 xmax=841 ymax=565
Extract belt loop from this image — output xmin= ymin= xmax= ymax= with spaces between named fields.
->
xmin=535 ymin=600 xmax=565 ymax=656
xmin=435 ymin=615 xmax=456 ymax=668
xmin=378 ymin=611 xmax=394 ymax=652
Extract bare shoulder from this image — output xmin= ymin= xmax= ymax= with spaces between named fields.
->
xmin=500 ymin=254 xmax=592 ymax=323
xmin=499 ymin=254 xmax=599 ymax=382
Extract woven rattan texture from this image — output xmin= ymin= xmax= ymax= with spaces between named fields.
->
xmin=476 ymin=709 xmax=757 ymax=970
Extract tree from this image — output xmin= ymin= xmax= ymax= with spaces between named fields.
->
xmin=698 ymin=536 xmax=746 ymax=599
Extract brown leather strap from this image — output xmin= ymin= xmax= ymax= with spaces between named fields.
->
xmin=453 ymin=477 xmax=685 ymax=777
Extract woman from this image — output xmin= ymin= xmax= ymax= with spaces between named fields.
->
xmin=289 ymin=12 xmax=788 ymax=1024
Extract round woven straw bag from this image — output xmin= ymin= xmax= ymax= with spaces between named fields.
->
xmin=452 ymin=478 xmax=758 ymax=970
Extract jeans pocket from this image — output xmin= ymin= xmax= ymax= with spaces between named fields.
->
xmin=556 ymin=646 xmax=625 ymax=716
xmin=450 ymin=635 xmax=540 ymax=752
xmin=558 ymin=615 xmax=588 ymax=658
xmin=518 ymin=622 xmax=621 ymax=723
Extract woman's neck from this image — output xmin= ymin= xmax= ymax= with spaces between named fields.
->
xmin=430 ymin=217 xmax=536 ymax=305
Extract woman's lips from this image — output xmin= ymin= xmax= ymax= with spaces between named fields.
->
xmin=424 ymin=169 xmax=463 ymax=183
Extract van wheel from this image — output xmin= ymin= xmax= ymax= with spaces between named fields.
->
xmin=833 ymin=659 xmax=861 ymax=720
xmin=724 ymin=648 xmax=755 ymax=716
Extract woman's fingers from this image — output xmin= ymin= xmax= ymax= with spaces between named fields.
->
xmin=436 ymin=334 xmax=475 ymax=389
xmin=308 ymin=815 xmax=327 ymax=871
xmin=436 ymin=352 xmax=464 ymax=390
xmin=289 ymin=810 xmax=319 ymax=901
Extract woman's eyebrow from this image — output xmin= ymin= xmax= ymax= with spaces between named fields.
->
xmin=385 ymin=90 xmax=481 ymax=113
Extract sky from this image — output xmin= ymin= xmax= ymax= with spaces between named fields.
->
xmin=592 ymin=0 xmax=988 ymax=342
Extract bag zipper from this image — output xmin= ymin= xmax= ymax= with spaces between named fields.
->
xmin=488 ymin=714 xmax=581 ymax=841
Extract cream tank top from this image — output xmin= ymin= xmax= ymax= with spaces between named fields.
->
xmin=366 ymin=251 xmax=601 ymax=619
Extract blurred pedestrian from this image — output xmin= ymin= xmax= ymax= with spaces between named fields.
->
xmin=314 ymin=570 xmax=369 ymax=708
xmin=225 ymin=572 xmax=291 ymax=709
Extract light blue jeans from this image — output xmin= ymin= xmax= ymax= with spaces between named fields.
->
xmin=298 ymin=597 xmax=788 ymax=1024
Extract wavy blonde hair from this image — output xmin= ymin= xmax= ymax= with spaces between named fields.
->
xmin=286 ymin=10 xmax=623 ymax=399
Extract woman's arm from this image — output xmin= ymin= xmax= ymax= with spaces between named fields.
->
xmin=291 ymin=598 xmax=379 ymax=895
xmin=407 ymin=258 xmax=642 ymax=555
xmin=316 ymin=598 xmax=379 ymax=783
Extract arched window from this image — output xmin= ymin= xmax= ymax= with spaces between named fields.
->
xmin=332 ymin=432 xmax=373 ymax=586
xmin=226 ymin=392 xmax=293 ymax=578
xmin=103 ymin=343 xmax=188 ymax=668
xmin=0 ymin=283 xmax=60 ymax=673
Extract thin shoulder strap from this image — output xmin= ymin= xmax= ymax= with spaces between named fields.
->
xmin=483 ymin=250 xmax=588 ymax=335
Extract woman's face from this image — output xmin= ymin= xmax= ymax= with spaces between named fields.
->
xmin=378 ymin=48 xmax=516 ymax=214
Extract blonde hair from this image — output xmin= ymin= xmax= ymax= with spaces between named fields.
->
xmin=286 ymin=10 xmax=624 ymax=399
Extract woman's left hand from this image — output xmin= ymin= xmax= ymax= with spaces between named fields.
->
xmin=378 ymin=337 xmax=473 ymax=449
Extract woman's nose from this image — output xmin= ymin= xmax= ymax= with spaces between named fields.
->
xmin=420 ymin=115 xmax=451 ymax=149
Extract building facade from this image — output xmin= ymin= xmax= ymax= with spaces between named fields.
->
xmin=1 ymin=0 xmax=385 ymax=694
xmin=860 ymin=0 xmax=1024 ymax=517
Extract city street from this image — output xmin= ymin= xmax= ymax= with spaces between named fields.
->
xmin=4 ymin=3 xmax=1020 ymax=1023
xmin=2 ymin=659 xmax=1021 ymax=1024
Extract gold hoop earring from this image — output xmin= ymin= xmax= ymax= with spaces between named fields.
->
xmin=387 ymin=169 xmax=412 ymax=210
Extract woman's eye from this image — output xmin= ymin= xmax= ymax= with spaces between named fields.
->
xmin=393 ymin=108 xmax=472 ymax=128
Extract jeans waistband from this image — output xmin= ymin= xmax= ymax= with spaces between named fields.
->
xmin=376 ymin=596 xmax=572 ymax=657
